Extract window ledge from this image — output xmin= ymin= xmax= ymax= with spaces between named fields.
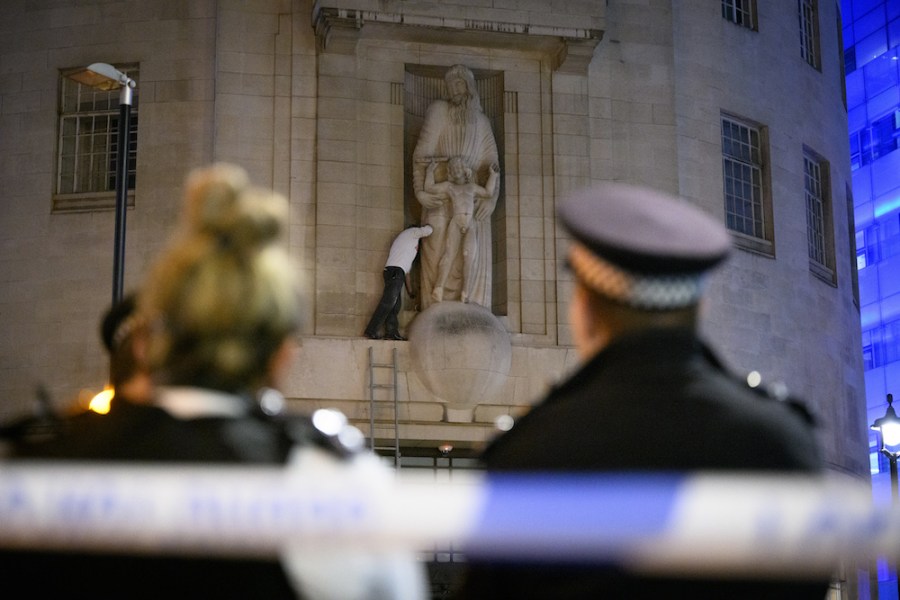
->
xmin=810 ymin=260 xmax=837 ymax=286
xmin=730 ymin=231 xmax=775 ymax=258
xmin=52 ymin=192 xmax=135 ymax=214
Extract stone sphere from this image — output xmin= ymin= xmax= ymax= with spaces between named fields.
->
xmin=408 ymin=301 xmax=511 ymax=409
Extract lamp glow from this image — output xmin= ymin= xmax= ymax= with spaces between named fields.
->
xmin=872 ymin=394 xmax=900 ymax=458
xmin=88 ymin=387 xmax=114 ymax=414
xmin=883 ymin=421 xmax=900 ymax=449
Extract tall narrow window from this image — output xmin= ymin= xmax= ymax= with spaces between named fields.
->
xmin=846 ymin=186 xmax=859 ymax=308
xmin=55 ymin=64 xmax=139 ymax=212
xmin=798 ymin=0 xmax=821 ymax=70
xmin=856 ymin=230 xmax=868 ymax=271
xmin=862 ymin=328 xmax=880 ymax=370
xmin=721 ymin=0 xmax=757 ymax=30
xmin=849 ymin=128 xmax=871 ymax=170
xmin=857 ymin=223 xmax=887 ymax=268
xmin=804 ymin=148 xmax=835 ymax=283
xmin=721 ymin=114 xmax=773 ymax=255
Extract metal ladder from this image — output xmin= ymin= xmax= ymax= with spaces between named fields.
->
xmin=368 ymin=345 xmax=401 ymax=468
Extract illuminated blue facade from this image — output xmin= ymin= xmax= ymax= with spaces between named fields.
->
xmin=845 ymin=0 xmax=900 ymax=598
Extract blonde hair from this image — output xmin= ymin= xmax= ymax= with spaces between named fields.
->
xmin=140 ymin=163 xmax=302 ymax=393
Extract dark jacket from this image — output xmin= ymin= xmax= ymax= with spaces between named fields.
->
xmin=459 ymin=327 xmax=829 ymax=599
xmin=2 ymin=395 xmax=309 ymax=599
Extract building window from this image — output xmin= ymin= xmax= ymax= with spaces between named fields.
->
xmin=798 ymin=0 xmax=821 ymax=70
xmin=722 ymin=0 xmax=757 ymax=30
xmin=856 ymin=216 xmax=900 ymax=269
xmin=835 ymin=10 xmax=846 ymax=109
xmin=850 ymin=128 xmax=869 ymax=171
xmin=852 ymin=111 xmax=900 ymax=170
xmin=55 ymin=64 xmax=138 ymax=212
xmin=862 ymin=328 xmax=879 ymax=371
xmin=856 ymin=229 xmax=868 ymax=271
xmin=862 ymin=318 xmax=900 ymax=371
xmin=721 ymin=114 xmax=773 ymax=255
xmin=872 ymin=111 xmax=900 ymax=159
xmin=844 ymin=46 xmax=857 ymax=75
xmin=847 ymin=186 xmax=859 ymax=308
xmin=803 ymin=148 xmax=835 ymax=283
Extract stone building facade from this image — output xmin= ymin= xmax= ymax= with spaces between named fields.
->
xmin=0 ymin=0 xmax=870 ymax=589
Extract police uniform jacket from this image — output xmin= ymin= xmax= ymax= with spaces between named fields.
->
xmin=459 ymin=326 xmax=829 ymax=599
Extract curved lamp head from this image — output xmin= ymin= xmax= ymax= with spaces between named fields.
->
xmin=871 ymin=393 xmax=900 ymax=459
xmin=66 ymin=62 xmax=135 ymax=91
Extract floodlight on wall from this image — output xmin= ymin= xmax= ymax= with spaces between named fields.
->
xmin=64 ymin=63 xmax=136 ymax=304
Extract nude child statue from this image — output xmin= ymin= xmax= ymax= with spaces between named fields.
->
xmin=425 ymin=156 xmax=499 ymax=303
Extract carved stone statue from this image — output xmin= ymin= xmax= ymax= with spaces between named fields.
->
xmin=412 ymin=64 xmax=500 ymax=309
xmin=425 ymin=157 xmax=500 ymax=304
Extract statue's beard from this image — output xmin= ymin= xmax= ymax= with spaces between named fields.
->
xmin=449 ymin=94 xmax=471 ymax=124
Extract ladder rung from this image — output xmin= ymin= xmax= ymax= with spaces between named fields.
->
xmin=371 ymin=384 xmax=394 ymax=389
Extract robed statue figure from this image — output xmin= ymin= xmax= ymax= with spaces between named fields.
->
xmin=412 ymin=64 xmax=500 ymax=309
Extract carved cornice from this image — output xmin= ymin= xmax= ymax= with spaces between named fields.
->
xmin=311 ymin=2 xmax=603 ymax=74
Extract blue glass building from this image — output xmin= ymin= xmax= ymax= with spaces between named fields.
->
xmin=845 ymin=0 xmax=900 ymax=598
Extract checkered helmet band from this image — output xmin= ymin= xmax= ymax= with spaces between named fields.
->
xmin=568 ymin=244 xmax=706 ymax=310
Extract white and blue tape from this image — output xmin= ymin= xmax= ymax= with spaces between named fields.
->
xmin=0 ymin=460 xmax=897 ymax=577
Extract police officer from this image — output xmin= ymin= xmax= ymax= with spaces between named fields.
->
xmin=2 ymin=164 xmax=426 ymax=600
xmin=458 ymin=182 xmax=829 ymax=599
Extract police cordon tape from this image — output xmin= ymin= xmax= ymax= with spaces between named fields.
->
xmin=1 ymin=456 xmax=899 ymax=578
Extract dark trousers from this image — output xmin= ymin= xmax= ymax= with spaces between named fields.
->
xmin=364 ymin=266 xmax=405 ymax=337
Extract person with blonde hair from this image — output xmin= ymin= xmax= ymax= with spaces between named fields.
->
xmin=4 ymin=164 xmax=426 ymax=600
xmin=139 ymin=162 xmax=302 ymax=401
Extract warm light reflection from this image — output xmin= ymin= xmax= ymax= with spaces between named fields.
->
xmin=88 ymin=387 xmax=114 ymax=414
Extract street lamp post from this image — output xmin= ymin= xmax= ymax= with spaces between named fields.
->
xmin=65 ymin=63 xmax=136 ymax=304
xmin=871 ymin=392 xmax=900 ymax=599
